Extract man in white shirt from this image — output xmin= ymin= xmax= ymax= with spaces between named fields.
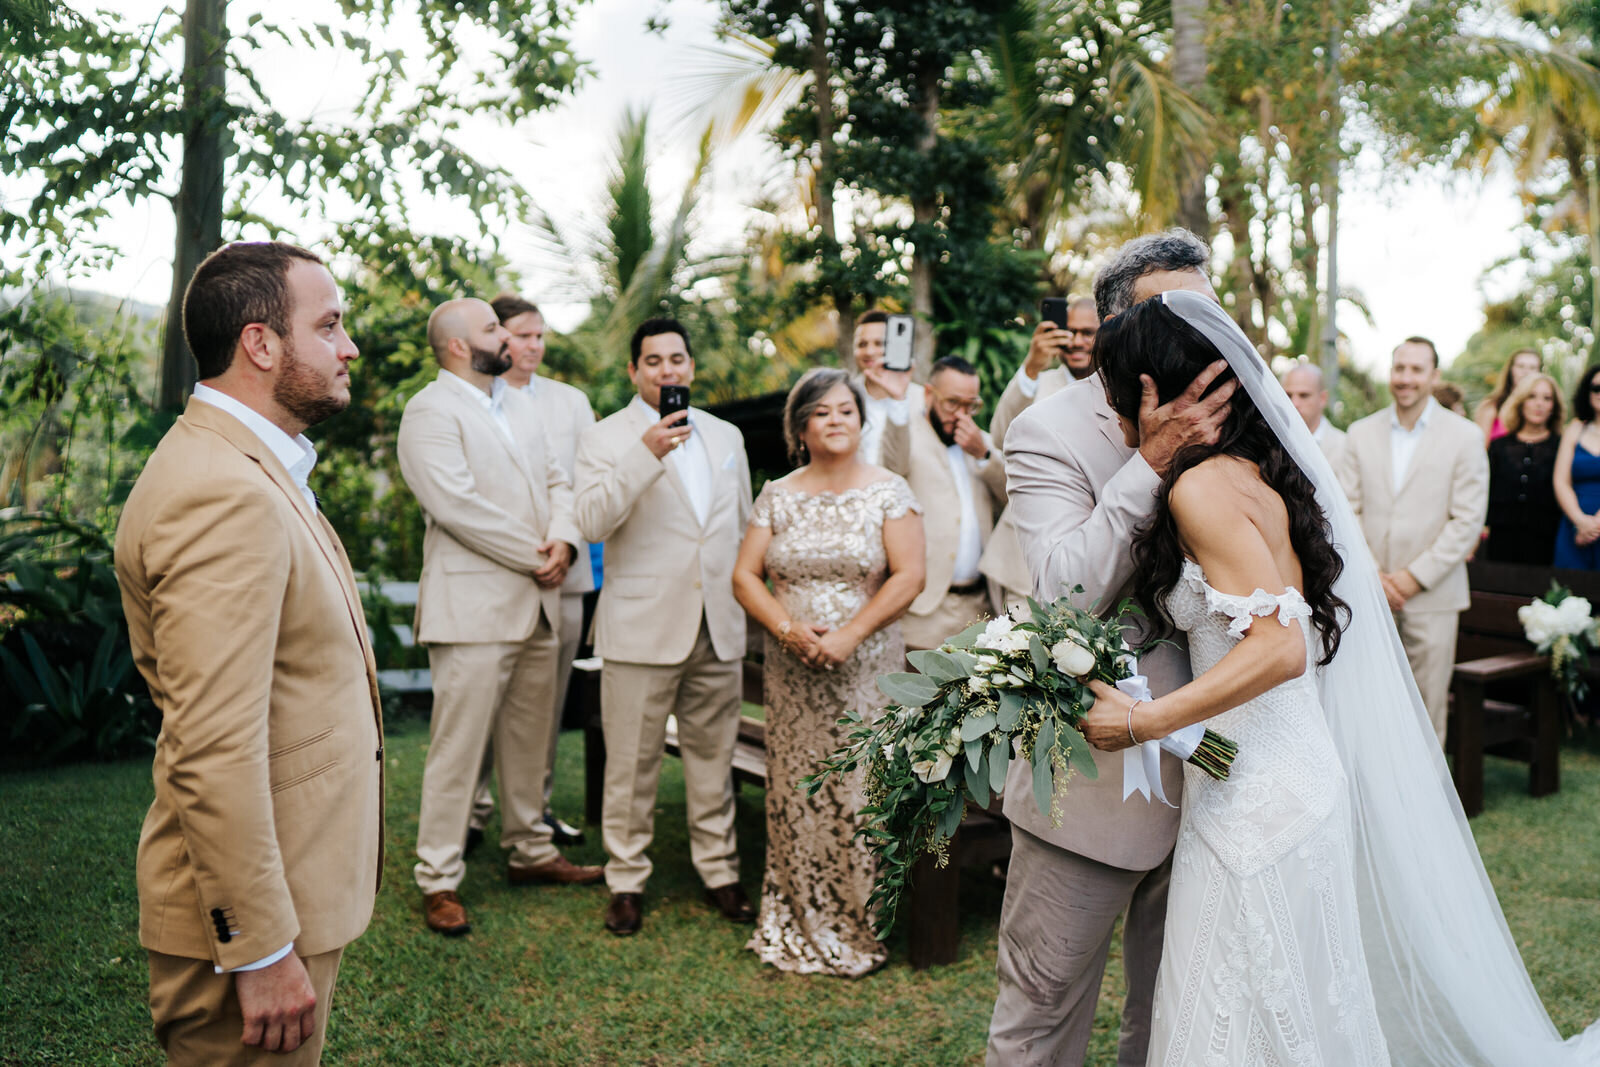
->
xmin=1338 ymin=336 xmax=1489 ymax=744
xmin=881 ymin=355 xmax=1008 ymax=650
xmin=851 ymin=309 xmax=924 ymax=464
xmin=397 ymin=299 xmax=600 ymax=939
xmin=1282 ymin=362 xmax=1346 ymax=464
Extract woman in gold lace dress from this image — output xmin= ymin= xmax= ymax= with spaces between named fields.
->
xmin=732 ymin=368 xmax=926 ymax=977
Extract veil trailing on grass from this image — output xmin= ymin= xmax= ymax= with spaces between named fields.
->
xmin=1162 ymin=289 xmax=1600 ymax=1064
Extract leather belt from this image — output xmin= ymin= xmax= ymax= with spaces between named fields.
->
xmin=948 ymin=580 xmax=986 ymax=596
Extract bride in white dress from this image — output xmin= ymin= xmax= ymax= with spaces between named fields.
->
xmin=1080 ymin=290 xmax=1600 ymax=1066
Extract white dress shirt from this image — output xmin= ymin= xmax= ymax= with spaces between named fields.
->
xmin=944 ymin=441 xmax=985 ymax=586
xmin=862 ymin=391 xmax=912 ymax=466
xmin=438 ymin=369 xmax=515 ymax=447
xmin=632 ymin=395 xmax=712 ymax=525
xmin=191 ymin=384 xmax=318 ymax=514
xmin=1389 ymin=397 xmax=1437 ymax=489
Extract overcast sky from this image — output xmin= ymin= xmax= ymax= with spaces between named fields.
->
xmin=73 ymin=0 xmax=1530 ymax=373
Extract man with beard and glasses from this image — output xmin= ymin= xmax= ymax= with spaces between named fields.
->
xmin=115 ymin=242 xmax=381 ymax=1064
xmin=881 ymin=354 xmax=1008 ymax=651
xmin=397 ymin=298 xmax=600 ymax=938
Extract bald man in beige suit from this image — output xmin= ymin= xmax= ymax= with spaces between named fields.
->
xmin=398 ymin=298 xmax=599 ymax=939
xmin=1338 ymin=336 xmax=1489 ymax=746
xmin=882 ymin=355 xmax=1008 ymax=650
xmin=981 ymin=298 xmax=1098 ymax=611
xmin=574 ymin=318 xmax=754 ymax=937
xmin=116 ymin=242 xmax=382 ymax=1064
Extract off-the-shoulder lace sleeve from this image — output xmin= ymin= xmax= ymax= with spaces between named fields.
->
xmin=750 ymin=482 xmax=778 ymax=528
xmin=875 ymin=474 xmax=922 ymax=519
xmin=1182 ymin=561 xmax=1312 ymax=640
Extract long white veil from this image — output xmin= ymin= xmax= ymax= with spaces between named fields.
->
xmin=1162 ymin=289 xmax=1600 ymax=1064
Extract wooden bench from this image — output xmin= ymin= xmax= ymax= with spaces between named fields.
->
xmin=1448 ymin=561 xmax=1574 ymax=816
xmin=572 ymin=623 xmax=1009 ymax=970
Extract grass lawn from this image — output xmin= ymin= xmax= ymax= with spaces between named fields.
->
xmin=3 ymin=721 xmax=1598 ymax=1065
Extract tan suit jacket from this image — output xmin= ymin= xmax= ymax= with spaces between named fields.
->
xmin=1336 ymin=404 xmax=1489 ymax=615
xmin=574 ymin=402 xmax=752 ymax=665
xmin=524 ymin=375 xmax=598 ymax=595
xmin=115 ymin=399 xmax=384 ymax=969
xmin=982 ymin=366 xmax=1074 ymax=599
xmin=1314 ymin=420 xmax=1347 ymax=468
xmin=1001 ymin=378 xmax=1187 ymax=871
xmin=882 ymin=408 xmax=1007 ymax=617
xmin=397 ymin=378 xmax=581 ymax=645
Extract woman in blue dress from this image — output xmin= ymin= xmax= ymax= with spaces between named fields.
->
xmin=1553 ymin=364 xmax=1600 ymax=568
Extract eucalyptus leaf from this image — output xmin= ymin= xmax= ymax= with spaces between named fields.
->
xmin=996 ymin=689 xmax=1023 ymax=731
xmin=1058 ymin=723 xmax=1099 ymax=780
xmin=938 ymin=798 xmax=965 ymax=838
xmin=907 ymin=648 xmax=967 ymax=684
xmin=1035 ymin=718 xmax=1057 ymax=767
xmin=1031 ymin=750 xmax=1054 ymax=817
xmin=960 ymin=710 xmax=997 ymax=742
xmin=1028 ymin=634 xmax=1049 ymax=675
xmin=965 ymin=737 xmax=984 ymax=770
xmin=964 ymin=756 xmax=985 ymax=800
xmin=945 ymin=618 xmax=989 ymax=650
xmin=988 ymin=744 xmax=1009 ymax=794
xmin=877 ymin=672 xmax=944 ymax=708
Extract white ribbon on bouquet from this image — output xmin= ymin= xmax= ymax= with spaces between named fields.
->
xmin=1114 ymin=673 xmax=1203 ymax=808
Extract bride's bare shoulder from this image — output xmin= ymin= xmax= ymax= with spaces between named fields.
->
xmin=1169 ymin=455 xmax=1263 ymax=508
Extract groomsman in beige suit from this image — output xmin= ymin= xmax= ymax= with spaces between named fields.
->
xmin=1283 ymin=362 xmax=1347 ymax=465
xmin=1337 ymin=336 xmax=1489 ymax=746
xmin=398 ymin=298 xmax=601 ymax=939
xmin=990 ymin=229 xmax=1232 ymax=1066
xmin=881 ymin=354 xmax=1009 ymax=649
xmin=116 ymin=242 xmax=382 ymax=1063
xmin=573 ymin=318 xmax=755 ymax=937
xmin=981 ymin=296 xmax=1098 ymax=612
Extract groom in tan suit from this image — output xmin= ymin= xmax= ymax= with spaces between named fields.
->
xmin=116 ymin=242 xmax=382 ymax=1063
xmin=398 ymin=298 xmax=599 ymax=938
xmin=573 ymin=318 xmax=754 ymax=937
xmin=1337 ymin=337 xmax=1488 ymax=745
xmin=990 ymin=230 xmax=1232 ymax=1067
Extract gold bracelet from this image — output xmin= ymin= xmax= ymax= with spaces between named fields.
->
xmin=1127 ymin=699 xmax=1143 ymax=746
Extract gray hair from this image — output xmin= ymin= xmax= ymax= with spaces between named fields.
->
xmin=784 ymin=367 xmax=868 ymax=466
xmin=1093 ymin=228 xmax=1212 ymax=319
xmin=1281 ymin=362 xmax=1326 ymax=390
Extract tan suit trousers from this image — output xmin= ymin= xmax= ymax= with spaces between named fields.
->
xmin=416 ymin=619 xmax=561 ymax=893
xmin=468 ymin=591 xmax=586 ymax=830
xmin=600 ymin=619 xmax=741 ymax=894
xmin=901 ymin=588 xmax=992 ymax=651
xmin=987 ymin=829 xmax=1171 ymax=1067
xmin=148 ymin=948 xmax=342 ymax=1066
xmin=1396 ymin=607 xmax=1460 ymax=747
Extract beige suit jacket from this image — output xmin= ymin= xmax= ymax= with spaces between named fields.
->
xmin=397 ymin=377 xmax=581 ymax=645
xmin=882 ymin=408 xmax=1007 ymax=617
xmin=1001 ymin=378 xmax=1187 ymax=871
xmin=115 ymin=399 xmax=384 ymax=968
xmin=574 ymin=402 xmax=752 ymax=665
xmin=523 ymin=375 xmax=598 ymax=595
xmin=1314 ymin=420 xmax=1347 ymax=468
xmin=1337 ymin=404 xmax=1489 ymax=615
xmin=982 ymin=366 xmax=1074 ymax=597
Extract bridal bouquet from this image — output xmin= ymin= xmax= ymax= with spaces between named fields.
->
xmin=802 ymin=594 xmax=1237 ymax=934
xmin=1518 ymin=583 xmax=1599 ymax=702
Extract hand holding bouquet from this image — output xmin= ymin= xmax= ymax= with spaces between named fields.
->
xmin=802 ymin=594 xmax=1237 ymax=935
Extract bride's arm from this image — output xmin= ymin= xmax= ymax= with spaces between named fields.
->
xmin=1080 ymin=467 xmax=1308 ymax=750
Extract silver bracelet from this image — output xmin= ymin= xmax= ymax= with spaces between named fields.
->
xmin=1127 ymin=699 xmax=1143 ymax=746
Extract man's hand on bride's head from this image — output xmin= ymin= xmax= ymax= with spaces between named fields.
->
xmin=1137 ymin=359 xmax=1236 ymax=476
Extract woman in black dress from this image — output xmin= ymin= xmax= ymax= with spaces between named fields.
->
xmin=1485 ymin=372 xmax=1564 ymax=564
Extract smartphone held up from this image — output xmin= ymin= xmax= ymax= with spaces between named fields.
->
xmin=883 ymin=314 xmax=915 ymax=373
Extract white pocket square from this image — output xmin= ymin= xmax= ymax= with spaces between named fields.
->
xmin=722 ymin=453 xmax=738 ymax=471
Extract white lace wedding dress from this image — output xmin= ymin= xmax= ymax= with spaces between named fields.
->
xmin=1147 ymin=559 xmax=1390 ymax=1067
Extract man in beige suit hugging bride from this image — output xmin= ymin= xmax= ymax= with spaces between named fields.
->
xmin=398 ymin=298 xmax=600 ymax=939
xmin=573 ymin=317 xmax=755 ymax=937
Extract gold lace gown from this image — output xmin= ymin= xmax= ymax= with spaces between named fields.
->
xmin=745 ymin=474 xmax=920 ymax=977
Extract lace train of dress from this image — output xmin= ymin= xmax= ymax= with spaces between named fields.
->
xmin=1148 ymin=561 xmax=1389 ymax=1067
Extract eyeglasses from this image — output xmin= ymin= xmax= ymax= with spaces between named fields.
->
xmin=1589 ymin=383 xmax=1600 ymax=394
xmin=1063 ymin=328 xmax=1097 ymax=339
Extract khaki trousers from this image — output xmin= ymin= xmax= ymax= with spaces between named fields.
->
xmin=415 ymin=617 xmax=561 ymax=893
xmin=148 ymin=948 xmax=342 ymax=1066
xmin=988 ymin=828 xmax=1171 ymax=1067
xmin=1395 ymin=607 xmax=1459 ymax=747
xmin=600 ymin=620 xmax=741 ymax=895
xmin=468 ymin=592 xmax=585 ymax=830
xmin=901 ymin=587 xmax=993 ymax=651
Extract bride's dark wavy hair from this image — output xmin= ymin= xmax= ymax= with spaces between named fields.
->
xmin=1095 ymin=298 xmax=1349 ymax=665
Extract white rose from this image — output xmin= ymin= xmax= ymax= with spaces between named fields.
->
xmin=911 ymin=752 xmax=953 ymax=783
xmin=975 ymin=616 xmax=1015 ymax=649
xmin=881 ymin=742 xmax=897 ymax=763
xmin=1050 ymin=637 xmax=1098 ymax=678
xmin=944 ymin=727 xmax=963 ymax=756
xmin=967 ymin=675 xmax=991 ymax=695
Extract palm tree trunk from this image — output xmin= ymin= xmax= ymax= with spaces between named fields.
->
xmin=1588 ymin=138 xmax=1600 ymax=355
xmin=159 ymin=0 xmax=228 ymax=410
xmin=1172 ymin=0 xmax=1208 ymax=235
xmin=910 ymin=63 xmax=940 ymax=380
xmin=810 ymin=0 xmax=853 ymax=364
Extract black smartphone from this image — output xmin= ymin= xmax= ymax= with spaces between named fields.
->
xmin=658 ymin=384 xmax=690 ymax=423
xmin=883 ymin=313 xmax=915 ymax=372
xmin=1041 ymin=297 xmax=1069 ymax=329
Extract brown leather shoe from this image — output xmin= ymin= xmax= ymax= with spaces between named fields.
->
xmin=423 ymin=891 xmax=471 ymax=936
xmin=508 ymin=854 xmax=604 ymax=886
xmin=704 ymin=882 xmax=756 ymax=923
xmin=604 ymin=892 xmax=643 ymax=935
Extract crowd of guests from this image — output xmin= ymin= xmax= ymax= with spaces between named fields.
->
xmin=113 ymin=232 xmax=1600 ymax=1064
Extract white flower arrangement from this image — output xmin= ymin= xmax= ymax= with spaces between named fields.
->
xmin=1518 ymin=583 xmax=1597 ymax=702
